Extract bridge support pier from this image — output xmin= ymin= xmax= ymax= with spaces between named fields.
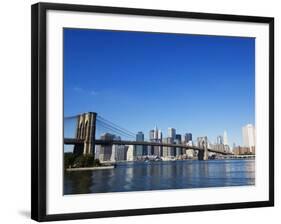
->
xmin=203 ymin=141 xmax=208 ymax=160
xmin=197 ymin=138 xmax=208 ymax=160
xmin=73 ymin=112 xmax=97 ymax=156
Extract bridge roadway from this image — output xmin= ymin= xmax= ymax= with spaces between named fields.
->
xmin=64 ymin=138 xmax=232 ymax=155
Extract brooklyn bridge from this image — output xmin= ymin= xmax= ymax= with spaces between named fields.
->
xmin=64 ymin=112 xmax=233 ymax=161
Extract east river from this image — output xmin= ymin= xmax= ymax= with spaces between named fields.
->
xmin=64 ymin=159 xmax=255 ymax=195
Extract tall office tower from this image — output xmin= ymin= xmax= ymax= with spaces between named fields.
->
xmin=136 ymin=131 xmax=144 ymax=141
xmin=217 ymin=135 xmax=223 ymax=144
xmin=186 ymin=133 xmax=192 ymax=141
xmin=99 ymin=133 xmax=114 ymax=161
xmin=163 ymin=137 xmax=174 ymax=157
xmin=175 ymin=134 xmax=182 ymax=156
xmin=154 ymin=125 xmax=158 ymax=140
xmin=158 ymin=129 xmax=162 ymax=141
xmin=158 ymin=129 xmax=163 ymax=156
xmin=136 ymin=131 xmax=144 ymax=157
xmin=242 ymin=124 xmax=256 ymax=152
xmin=168 ymin=128 xmax=176 ymax=139
xmin=175 ymin=134 xmax=182 ymax=143
xmin=149 ymin=130 xmax=155 ymax=141
xmin=182 ymin=133 xmax=192 ymax=144
xmin=174 ymin=138 xmax=182 ymax=156
xmin=223 ymin=130 xmax=228 ymax=145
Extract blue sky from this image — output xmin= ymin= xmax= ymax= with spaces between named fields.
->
xmin=64 ymin=28 xmax=255 ymax=146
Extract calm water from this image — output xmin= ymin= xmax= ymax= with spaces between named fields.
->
xmin=64 ymin=159 xmax=255 ymax=195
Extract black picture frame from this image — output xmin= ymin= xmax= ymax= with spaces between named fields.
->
xmin=31 ymin=2 xmax=274 ymax=222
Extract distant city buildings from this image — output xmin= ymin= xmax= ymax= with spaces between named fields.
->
xmin=97 ymin=133 xmax=128 ymax=162
xmin=92 ymin=123 xmax=255 ymax=161
xmin=233 ymin=146 xmax=255 ymax=155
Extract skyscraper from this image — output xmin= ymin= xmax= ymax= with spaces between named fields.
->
xmin=136 ymin=131 xmax=144 ymax=157
xmin=158 ymin=129 xmax=162 ymax=141
xmin=163 ymin=137 xmax=174 ymax=157
xmin=168 ymin=128 xmax=176 ymax=139
xmin=217 ymin=135 xmax=223 ymax=144
xmin=154 ymin=125 xmax=158 ymax=140
xmin=242 ymin=124 xmax=256 ymax=152
xmin=149 ymin=130 xmax=155 ymax=141
xmin=223 ymin=130 xmax=228 ymax=145
xmin=182 ymin=133 xmax=192 ymax=144
xmin=186 ymin=133 xmax=192 ymax=142
xmin=175 ymin=134 xmax=182 ymax=142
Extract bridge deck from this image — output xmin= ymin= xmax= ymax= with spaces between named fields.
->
xmin=64 ymin=138 xmax=232 ymax=155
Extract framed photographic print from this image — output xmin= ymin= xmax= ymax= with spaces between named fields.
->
xmin=31 ymin=2 xmax=274 ymax=222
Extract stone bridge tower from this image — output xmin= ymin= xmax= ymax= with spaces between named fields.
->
xmin=197 ymin=136 xmax=209 ymax=160
xmin=73 ymin=112 xmax=97 ymax=155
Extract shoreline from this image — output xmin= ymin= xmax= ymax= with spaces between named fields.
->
xmin=66 ymin=166 xmax=115 ymax=171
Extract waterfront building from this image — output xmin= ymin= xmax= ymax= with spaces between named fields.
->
xmin=175 ymin=138 xmax=182 ymax=156
xmin=149 ymin=130 xmax=155 ymax=156
xmin=149 ymin=126 xmax=162 ymax=156
xmin=99 ymin=133 xmax=114 ymax=161
xmin=147 ymin=145 xmax=153 ymax=156
xmin=186 ymin=149 xmax=195 ymax=158
xmin=149 ymin=130 xmax=155 ymax=141
xmin=111 ymin=144 xmax=128 ymax=161
xmin=136 ymin=131 xmax=144 ymax=157
xmin=127 ymin=145 xmax=136 ymax=161
xmin=163 ymin=137 xmax=174 ymax=158
xmin=242 ymin=124 xmax=256 ymax=152
xmin=233 ymin=146 xmax=254 ymax=155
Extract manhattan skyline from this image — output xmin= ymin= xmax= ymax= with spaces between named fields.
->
xmin=64 ymin=28 xmax=255 ymax=146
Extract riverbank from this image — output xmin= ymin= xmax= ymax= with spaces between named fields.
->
xmin=66 ymin=166 xmax=115 ymax=171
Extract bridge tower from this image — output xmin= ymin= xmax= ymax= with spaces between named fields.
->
xmin=73 ymin=112 xmax=97 ymax=155
xmin=197 ymin=136 xmax=208 ymax=160
xmin=203 ymin=140 xmax=208 ymax=160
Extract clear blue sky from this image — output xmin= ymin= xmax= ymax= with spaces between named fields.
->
xmin=64 ymin=28 xmax=255 ymax=146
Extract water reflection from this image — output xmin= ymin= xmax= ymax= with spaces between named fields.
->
xmin=64 ymin=159 xmax=255 ymax=195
